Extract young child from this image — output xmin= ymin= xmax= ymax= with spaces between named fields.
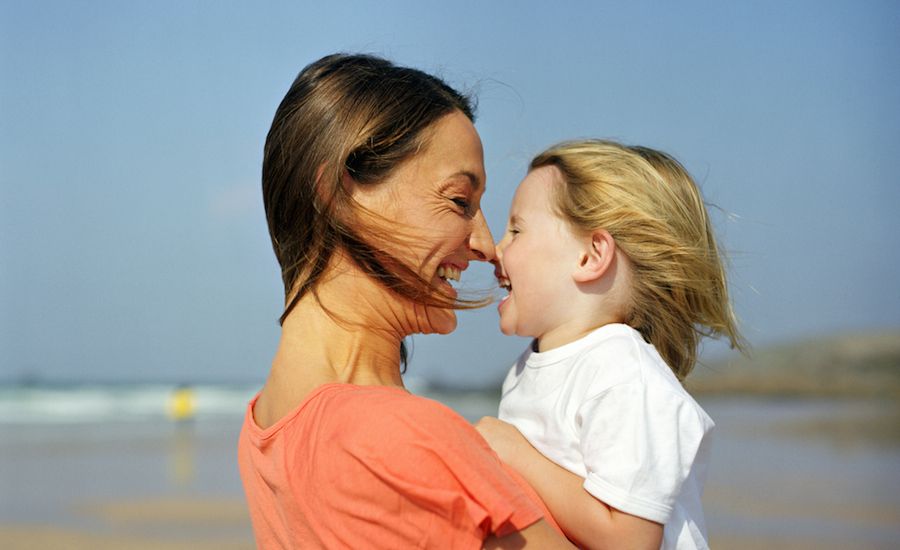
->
xmin=477 ymin=140 xmax=744 ymax=549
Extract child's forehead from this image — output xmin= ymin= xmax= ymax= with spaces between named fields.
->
xmin=514 ymin=167 xmax=560 ymax=206
xmin=509 ymin=176 xmax=563 ymax=228
xmin=527 ymin=165 xmax=563 ymax=186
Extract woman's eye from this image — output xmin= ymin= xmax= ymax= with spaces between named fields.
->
xmin=452 ymin=198 xmax=472 ymax=213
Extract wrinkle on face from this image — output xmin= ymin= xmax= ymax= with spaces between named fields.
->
xmin=344 ymin=111 xmax=489 ymax=335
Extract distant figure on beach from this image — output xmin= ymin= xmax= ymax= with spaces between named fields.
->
xmin=237 ymin=53 xmax=574 ymax=548
xmin=166 ymin=384 xmax=195 ymax=423
xmin=477 ymin=141 xmax=745 ymax=549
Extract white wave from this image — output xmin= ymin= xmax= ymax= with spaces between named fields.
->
xmin=0 ymin=384 xmax=258 ymax=424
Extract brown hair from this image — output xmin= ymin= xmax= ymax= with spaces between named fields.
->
xmin=531 ymin=140 xmax=745 ymax=380
xmin=262 ymin=53 xmax=477 ymax=326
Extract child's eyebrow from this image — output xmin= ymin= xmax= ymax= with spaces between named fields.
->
xmin=509 ymin=214 xmax=520 ymax=226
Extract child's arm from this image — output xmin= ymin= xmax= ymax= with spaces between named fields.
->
xmin=476 ymin=416 xmax=663 ymax=550
xmin=484 ymin=519 xmax=577 ymax=549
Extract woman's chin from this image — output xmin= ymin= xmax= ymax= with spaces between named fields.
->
xmin=430 ymin=310 xmax=458 ymax=335
xmin=415 ymin=305 xmax=457 ymax=335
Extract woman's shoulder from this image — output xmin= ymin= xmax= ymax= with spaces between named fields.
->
xmin=298 ymin=383 xmax=483 ymax=448
xmin=242 ymin=383 xmax=545 ymax=545
xmin=311 ymin=385 xmax=518 ymax=491
xmin=338 ymin=384 xmax=478 ymax=435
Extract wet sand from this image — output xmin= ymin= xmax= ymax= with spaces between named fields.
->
xmin=2 ymin=395 xmax=898 ymax=549
xmin=700 ymin=397 xmax=900 ymax=549
xmin=1 ymin=496 xmax=253 ymax=550
xmin=0 ymin=416 xmax=253 ymax=548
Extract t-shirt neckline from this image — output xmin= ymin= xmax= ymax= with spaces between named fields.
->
xmin=527 ymin=323 xmax=637 ymax=368
xmin=246 ymin=382 xmax=409 ymax=440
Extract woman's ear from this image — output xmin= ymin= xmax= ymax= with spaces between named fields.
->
xmin=340 ymin=167 xmax=356 ymax=194
xmin=310 ymin=163 xmax=343 ymax=205
xmin=345 ymin=167 xmax=385 ymax=211
xmin=573 ymin=230 xmax=616 ymax=283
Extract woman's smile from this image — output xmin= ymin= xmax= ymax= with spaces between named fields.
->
xmin=434 ymin=263 xmax=464 ymax=299
xmin=350 ymin=111 xmax=491 ymax=334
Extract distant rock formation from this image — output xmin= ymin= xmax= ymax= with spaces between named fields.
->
xmin=686 ymin=329 xmax=900 ymax=397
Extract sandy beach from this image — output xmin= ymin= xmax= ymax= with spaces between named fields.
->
xmin=2 ymin=389 xmax=898 ymax=549
xmin=0 ymin=497 xmax=253 ymax=549
xmin=5 ymin=498 xmax=892 ymax=550
xmin=0 ymin=409 xmax=254 ymax=549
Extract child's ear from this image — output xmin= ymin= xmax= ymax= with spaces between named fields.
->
xmin=573 ymin=230 xmax=616 ymax=283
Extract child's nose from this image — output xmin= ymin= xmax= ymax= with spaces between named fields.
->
xmin=495 ymin=234 xmax=509 ymax=259
xmin=493 ymin=236 xmax=508 ymax=273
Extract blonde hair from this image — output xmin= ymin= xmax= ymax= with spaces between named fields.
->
xmin=531 ymin=140 xmax=745 ymax=380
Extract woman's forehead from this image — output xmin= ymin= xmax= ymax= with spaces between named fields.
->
xmin=405 ymin=113 xmax=485 ymax=188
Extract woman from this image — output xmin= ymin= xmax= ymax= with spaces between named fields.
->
xmin=238 ymin=54 xmax=572 ymax=549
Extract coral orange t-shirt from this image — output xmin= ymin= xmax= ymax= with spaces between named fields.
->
xmin=238 ymin=383 xmax=554 ymax=549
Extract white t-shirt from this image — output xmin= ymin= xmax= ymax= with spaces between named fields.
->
xmin=498 ymin=323 xmax=714 ymax=550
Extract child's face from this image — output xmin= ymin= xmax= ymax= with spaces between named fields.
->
xmin=496 ymin=166 xmax=586 ymax=345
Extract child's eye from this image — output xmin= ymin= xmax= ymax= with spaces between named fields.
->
xmin=508 ymin=228 xmax=520 ymax=236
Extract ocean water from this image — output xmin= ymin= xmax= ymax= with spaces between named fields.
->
xmin=0 ymin=383 xmax=258 ymax=424
xmin=1 ymin=384 xmax=898 ymax=548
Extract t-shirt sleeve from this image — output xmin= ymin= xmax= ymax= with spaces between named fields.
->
xmin=357 ymin=398 xmax=544 ymax=540
xmin=577 ymin=382 xmax=710 ymax=524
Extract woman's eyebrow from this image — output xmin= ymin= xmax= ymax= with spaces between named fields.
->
xmin=447 ymin=170 xmax=483 ymax=191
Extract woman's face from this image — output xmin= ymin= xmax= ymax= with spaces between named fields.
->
xmin=351 ymin=110 xmax=495 ymax=334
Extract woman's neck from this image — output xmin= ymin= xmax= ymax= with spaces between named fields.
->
xmin=272 ymin=257 xmax=411 ymax=388
xmin=254 ymin=257 xmax=413 ymax=429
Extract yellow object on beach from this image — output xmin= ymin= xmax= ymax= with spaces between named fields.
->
xmin=167 ymin=387 xmax=196 ymax=421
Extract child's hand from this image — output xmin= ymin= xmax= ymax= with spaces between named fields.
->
xmin=475 ymin=416 xmax=531 ymax=468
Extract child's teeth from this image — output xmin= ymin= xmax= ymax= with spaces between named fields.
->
xmin=437 ymin=266 xmax=446 ymax=278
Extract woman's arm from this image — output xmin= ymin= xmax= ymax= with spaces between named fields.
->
xmin=476 ymin=417 xmax=663 ymax=550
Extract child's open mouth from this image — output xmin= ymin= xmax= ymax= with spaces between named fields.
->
xmin=498 ymin=276 xmax=511 ymax=291
xmin=497 ymin=275 xmax=512 ymax=310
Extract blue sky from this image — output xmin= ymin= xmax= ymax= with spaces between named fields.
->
xmin=1 ymin=1 xmax=898 ymax=386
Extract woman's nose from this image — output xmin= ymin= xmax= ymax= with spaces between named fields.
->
xmin=468 ymin=210 xmax=497 ymax=263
